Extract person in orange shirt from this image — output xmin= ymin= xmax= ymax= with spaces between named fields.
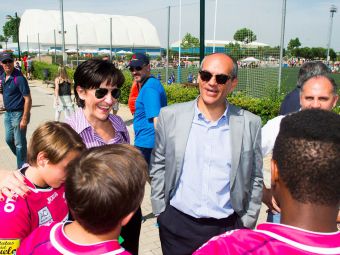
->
xmin=128 ymin=80 xmax=141 ymax=115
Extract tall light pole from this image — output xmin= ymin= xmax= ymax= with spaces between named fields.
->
xmin=6 ymin=12 xmax=21 ymax=60
xmin=166 ymin=6 xmax=171 ymax=84
xmin=213 ymin=0 xmax=218 ymax=53
xmin=278 ymin=0 xmax=287 ymax=93
xmin=177 ymin=0 xmax=182 ymax=83
xmin=326 ymin=5 xmax=337 ymax=63
xmin=110 ymin=18 xmax=113 ymax=61
xmin=199 ymin=0 xmax=205 ymax=63
xmin=59 ymin=0 xmax=67 ymax=65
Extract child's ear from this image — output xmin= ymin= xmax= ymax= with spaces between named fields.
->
xmin=271 ymin=159 xmax=280 ymax=185
xmin=37 ymin=152 xmax=49 ymax=168
xmin=121 ymin=212 xmax=135 ymax=227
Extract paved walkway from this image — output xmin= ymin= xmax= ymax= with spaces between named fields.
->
xmin=0 ymin=79 xmax=271 ymax=255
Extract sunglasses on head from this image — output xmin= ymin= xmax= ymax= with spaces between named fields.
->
xmin=2 ymin=59 xmax=13 ymax=64
xmin=129 ymin=66 xmax=143 ymax=72
xmin=95 ymin=88 xmax=121 ymax=99
xmin=199 ymin=70 xmax=232 ymax=84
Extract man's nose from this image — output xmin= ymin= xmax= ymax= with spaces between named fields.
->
xmin=208 ymin=75 xmax=218 ymax=86
xmin=311 ymin=100 xmax=321 ymax=108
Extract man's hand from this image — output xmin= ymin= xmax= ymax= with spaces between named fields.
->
xmin=19 ymin=118 xmax=28 ymax=130
xmin=0 ymin=171 xmax=30 ymax=201
xmin=262 ymin=186 xmax=281 ymax=213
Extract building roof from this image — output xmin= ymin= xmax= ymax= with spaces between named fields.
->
xmin=19 ymin=9 xmax=161 ymax=49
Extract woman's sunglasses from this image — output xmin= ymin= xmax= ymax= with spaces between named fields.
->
xmin=199 ymin=70 xmax=232 ymax=84
xmin=95 ymin=88 xmax=121 ymax=99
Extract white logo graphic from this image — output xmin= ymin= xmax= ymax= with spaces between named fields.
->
xmin=47 ymin=192 xmax=58 ymax=205
xmin=38 ymin=206 xmax=53 ymax=226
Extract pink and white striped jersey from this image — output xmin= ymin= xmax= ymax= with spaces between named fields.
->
xmin=0 ymin=169 xmax=68 ymax=243
xmin=193 ymin=223 xmax=340 ymax=255
xmin=18 ymin=221 xmax=131 ymax=255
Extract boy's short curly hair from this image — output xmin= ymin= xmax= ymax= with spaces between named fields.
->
xmin=273 ymin=109 xmax=340 ymax=206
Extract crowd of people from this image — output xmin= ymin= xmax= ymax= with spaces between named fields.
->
xmin=0 ymin=52 xmax=339 ymax=255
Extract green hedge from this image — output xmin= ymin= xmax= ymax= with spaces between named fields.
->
xmin=32 ymin=62 xmax=75 ymax=81
xmin=31 ymin=61 xmax=338 ymax=124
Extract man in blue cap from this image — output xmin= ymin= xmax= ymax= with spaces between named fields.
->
xmin=0 ymin=53 xmax=32 ymax=168
xmin=128 ymin=53 xmax=167 ymax=166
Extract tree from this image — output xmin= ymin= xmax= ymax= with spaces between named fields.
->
xmin=329 ymin=48 xmax=337 ymax=61
xmin=0 ymin=35 xmax=9 ymax=49
xmin=225 ymin=42 xmax=243 ymax=60
xmin=287 ymin=37 xmax=301 ymax=51
xmin=181 ymin=33 xmax=199 ymax=49
xmin=3 ymin=15 xmax=21 ymax=43
xmin=233 ymin=28 xmax=257 ymax=43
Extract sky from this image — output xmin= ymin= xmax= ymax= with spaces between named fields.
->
xmin=1 ymin=0 xmax=340 ymax=51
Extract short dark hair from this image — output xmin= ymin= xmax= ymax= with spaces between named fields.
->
xmin=297 ymin=61 xmax=330 ymax=88
xmin=272 ymin=109 xmax=340 ymax=206
xmin=65 ymin=144 xmax=148 ymax=235
xmin=74 ymin=59 xmax=125 ymax=108
xmin=300 ymin=74 xmax=338 ymax=95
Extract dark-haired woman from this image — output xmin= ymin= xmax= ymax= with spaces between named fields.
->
xmin=67 ymin=59 xmax=141 ymax=255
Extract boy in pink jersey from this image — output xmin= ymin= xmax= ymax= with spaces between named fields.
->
xmin=194 ymin=109 xmax=340 ymax=255
xmin=0 ymin=121 xmax=85 ymax=252
xmin=19 ymin=144 xmax=148 ymax=255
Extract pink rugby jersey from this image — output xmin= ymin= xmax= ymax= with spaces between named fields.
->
xmin=193 ymin=223 xmax=340 ymax=255
xmin=18 ymin=221 xmax=131 ymax=255
xmin=0 ymin=168 xmax=68 ymax=242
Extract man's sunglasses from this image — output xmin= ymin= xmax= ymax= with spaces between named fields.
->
xmin=129 ymin=66 xmax=143 ymax=72
xmin=2 ymin=59 xmax=13 ymax=64
xmin=199 ymin=70 xmax=232 ymax=84
xmin=95 ymin=88 xmax=121 ymax=99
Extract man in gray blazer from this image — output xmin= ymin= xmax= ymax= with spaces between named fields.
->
xmin=150 ymin=53 xmax=263 ymax=255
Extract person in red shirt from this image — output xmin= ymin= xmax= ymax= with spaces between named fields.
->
xmin=22 ymin=55 xmax=28 ymax=76
xmin=128 ymin=80 xmax=141 ymax=115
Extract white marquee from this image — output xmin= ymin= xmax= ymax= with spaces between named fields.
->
xmin=19 ymin=9 xmax=161 ymax=50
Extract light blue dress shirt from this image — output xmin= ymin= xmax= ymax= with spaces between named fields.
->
xmin=170 ymin=101 xmax=234 ymax=219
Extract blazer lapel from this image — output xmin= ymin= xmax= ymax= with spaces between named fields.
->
xmin=174 ymin=101 xmax=195 ymax=177
xmin=229 ymin=105 xmax=244 ymax=185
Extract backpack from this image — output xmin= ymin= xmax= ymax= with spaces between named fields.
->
xmin=0 ymin=69 xmax=22 ymax=91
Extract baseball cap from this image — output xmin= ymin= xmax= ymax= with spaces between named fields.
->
xmin=128 ymin=53 xmax=149 ymax=67
xmin=0 ymin=53 xmax=14 ymax=62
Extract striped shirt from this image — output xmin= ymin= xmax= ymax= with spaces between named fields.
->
xmin=66 ymin=108 xmax=130 ymax=148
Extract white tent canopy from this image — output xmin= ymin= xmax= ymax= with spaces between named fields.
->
xmin=98 ymin=49 xmax=112 ymax=55
xmin=19 ymin=9 xmax=161 ymax=50
xmin=241 ymin=57 xmax=260 ymax=63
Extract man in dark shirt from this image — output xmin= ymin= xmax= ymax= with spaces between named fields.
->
xmin=0 ymin=53 xmax=32 ymax=168
xmin=279 ymin=61 xmax=330 ymax=115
